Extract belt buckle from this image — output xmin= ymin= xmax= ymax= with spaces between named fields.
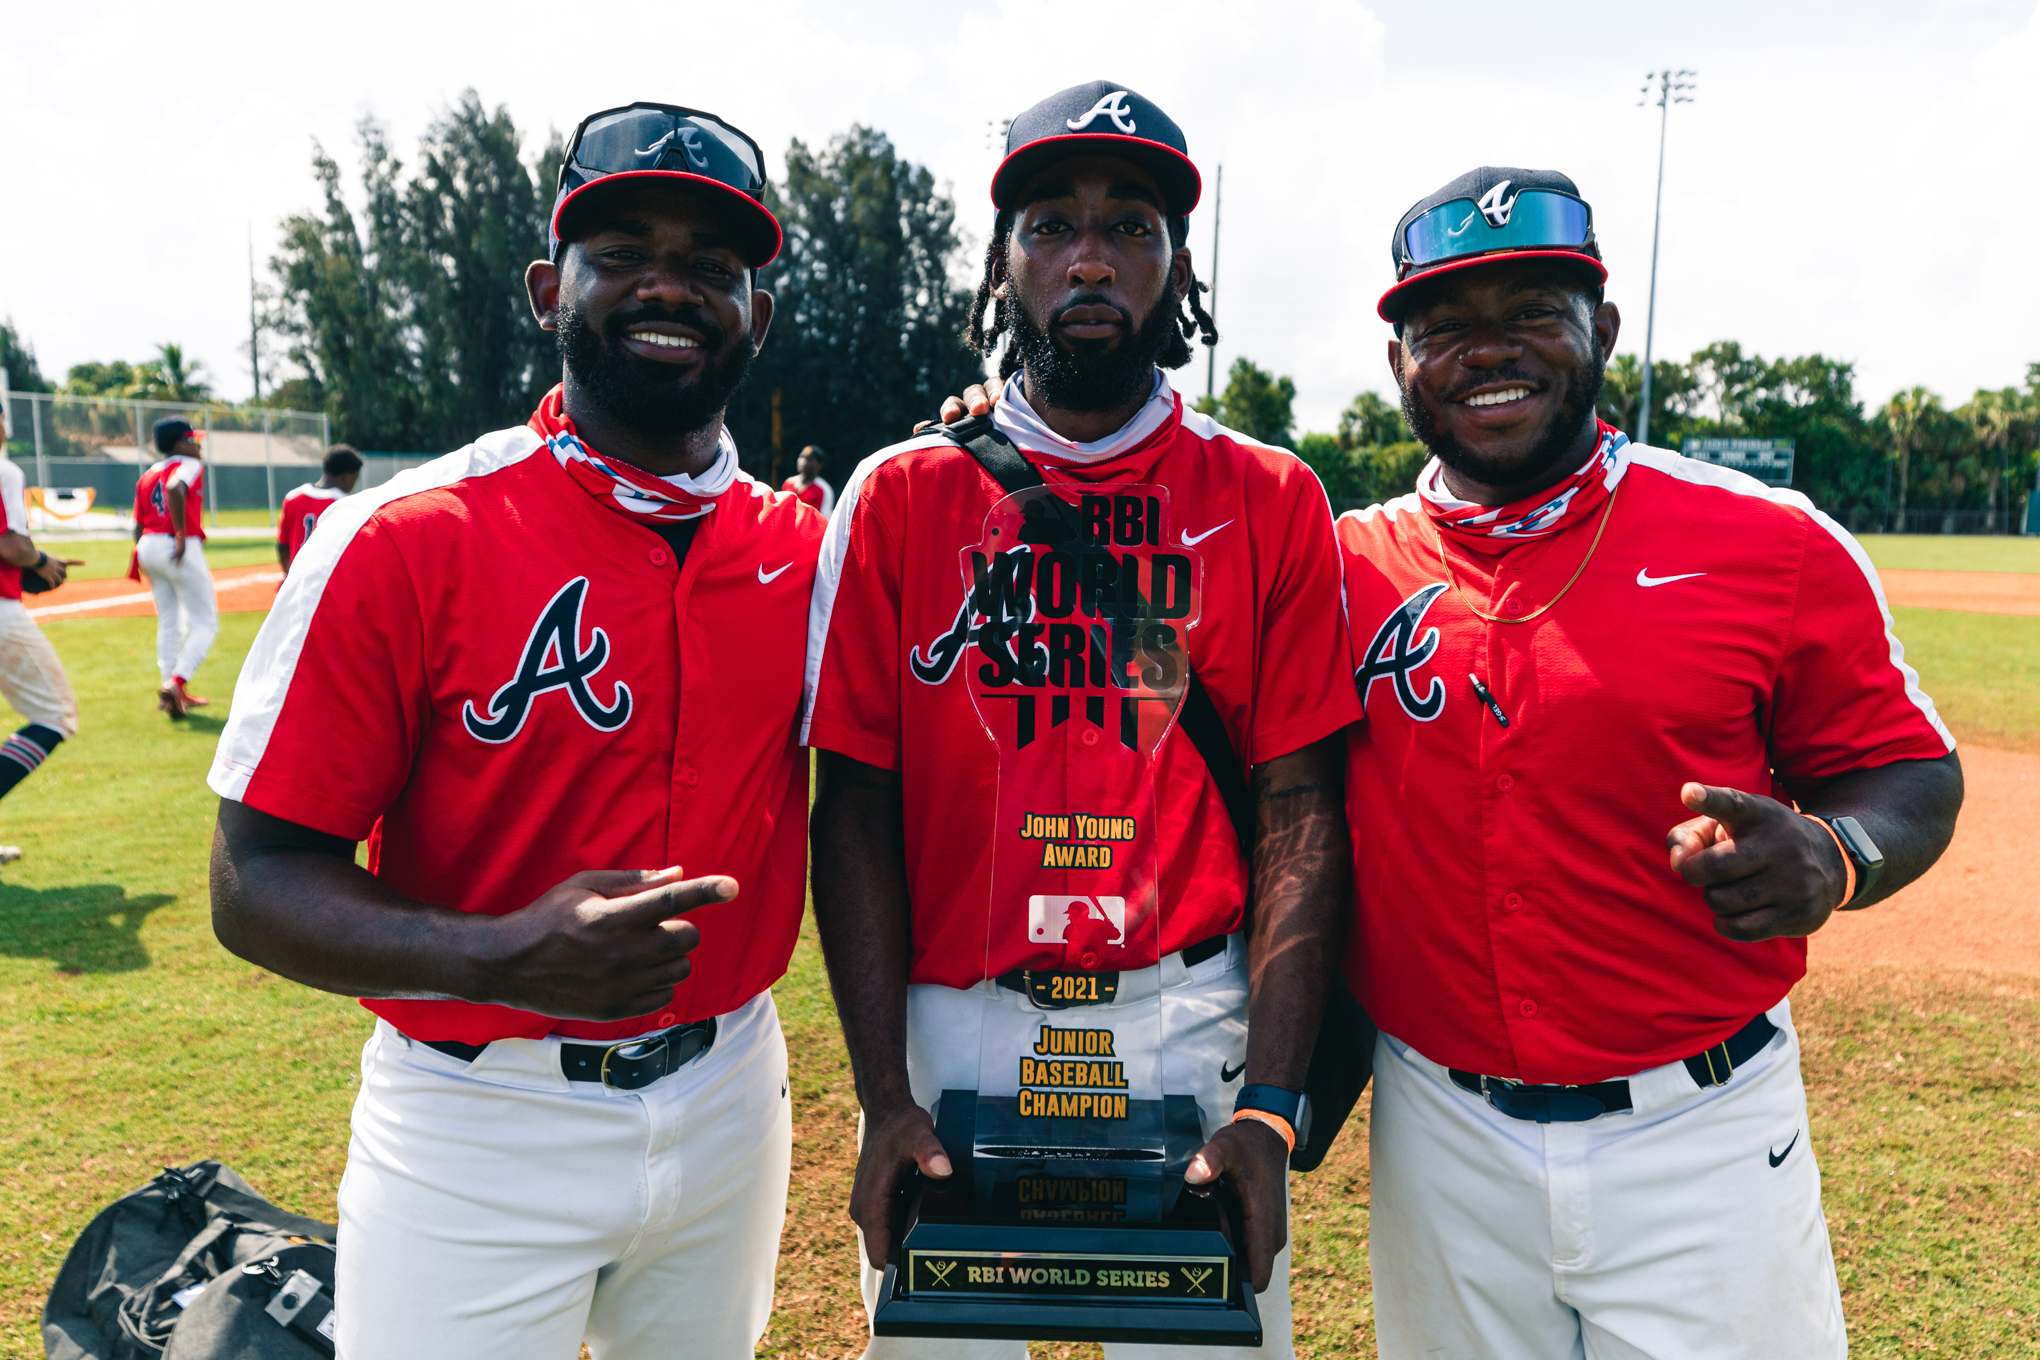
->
xmin=599 ymin=1032 xmax=671 ymax=1091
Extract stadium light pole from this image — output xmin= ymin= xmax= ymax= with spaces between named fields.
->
xmin=1205 ymin=164 xmax=1223 ymax=402
xmin=1636 ymin=68 xmax=1696 ymax=449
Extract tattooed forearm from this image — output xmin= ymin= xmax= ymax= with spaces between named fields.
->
xmin=1243 ymin=732 xmax=1352 ymax=1090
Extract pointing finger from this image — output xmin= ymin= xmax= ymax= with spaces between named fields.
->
xmin=606 ymin=874 xmax=738 ymax=924
xmin=1680 ymin=783 xmax=1774 ymax=834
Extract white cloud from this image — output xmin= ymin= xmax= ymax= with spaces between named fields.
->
xmin=0 ymin=0 xmax=2032 ymax=442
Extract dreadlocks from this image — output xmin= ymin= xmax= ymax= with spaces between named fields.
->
xmin=965 ymin=210 xmax=1218 ymax=381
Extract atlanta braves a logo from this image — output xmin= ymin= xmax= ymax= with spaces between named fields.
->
xmin=1354 ymin=583 xmax=1449 ymax=721
xmin=1476 ymin=180 xmax=1517 ymax=227
xmin=462 ymin=577 xmax=632 ymax=744
xmin=1066 ymin=91 xmax=1138 ymax=134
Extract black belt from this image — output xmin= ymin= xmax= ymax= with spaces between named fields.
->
xmin=996 ymin=934 xmax=1229 ymax=1009
xmin=418 ymin=1017 xmax=718 ymax=1092
xmin=1449 ymin=1013 xmax=1779 ymax=1124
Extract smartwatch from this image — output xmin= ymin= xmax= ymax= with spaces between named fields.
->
xmin=1814 ymin=814 xmax=1884 ymax=907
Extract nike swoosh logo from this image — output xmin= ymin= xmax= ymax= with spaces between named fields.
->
xmin=758 ymin=562 xmax=791 ymax=584
xmin=1636 ymin=568 xmax=1707 ymax=588
xmin=1768 ymin=1130 xmax=1799 ymax=1167
xmin=1220 ymin=1059 xmax=1246 ymax=1083
xmin=1183 ymin=520 xmax=1234 ymax=547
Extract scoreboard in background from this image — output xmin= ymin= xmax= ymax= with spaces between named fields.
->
xmin=1683 ymin=437 xmax=1796 ymax=485
xmin=1683 ymin=437 xmax=1795 ymax=487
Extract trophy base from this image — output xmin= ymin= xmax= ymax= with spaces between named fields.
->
xmin=872 ymin=1219 xmax=1262 ymax=1346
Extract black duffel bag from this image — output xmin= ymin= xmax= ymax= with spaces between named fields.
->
xmin=43 ymin=1161 xmax=338 ymax=1359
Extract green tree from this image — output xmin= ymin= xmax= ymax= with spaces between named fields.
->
xmin=401 ymin=93 xmax=557 ymax=446
xmin=62 ymin=361 xmax=137 ymax=397
xmin=127 ymin=343 xmax=214 ymax=403
xmin=1882 ymin=386 xmax=1939 ymax=524
xmin=728 ymin=126 xmax=981 ymax=480
xmin=1337 ymin=389 xmax=1408 ymax=449
xmin=1597 ymin=352 xmax=1696 ymax=445
xmin=0 ymin=319 xmax=51 ymax=392
xmin=1196 ymin=357 xmax=1297 ymax=449
xmin=267 ymin=117 xmax=420 ymax=449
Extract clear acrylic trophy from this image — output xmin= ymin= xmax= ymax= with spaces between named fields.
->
xmin=872 ymin=481 xmax=1261 ymax=1345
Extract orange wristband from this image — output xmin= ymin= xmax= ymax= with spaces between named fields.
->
xmin=1232 ymin=1108 xmax=1296 ymax=1154
xmin=1803 ymin=814 xmax=1856 ymax=906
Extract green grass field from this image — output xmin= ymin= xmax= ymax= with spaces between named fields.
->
xmin=0 ymin=581 xmax=2035 ymax=1355
xmin=1859 ymin=534 xmax=2040 ymax=574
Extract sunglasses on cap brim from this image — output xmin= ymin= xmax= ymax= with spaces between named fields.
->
xmin=561 ymin=102 xmax=767 ymax=200
xmin=1401 ymin=189 xmax=1594 ymax=275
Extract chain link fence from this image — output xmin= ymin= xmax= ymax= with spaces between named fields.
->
xmin=0 ymin=389 xmax=331 ymax=520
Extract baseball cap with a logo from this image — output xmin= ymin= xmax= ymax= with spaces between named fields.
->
xmin=1377 ymin=167 xmax=1604 ymax=322
xmin=550 ymin=102 xmax=782 ymax=267
xmin=991 ymin=81 xmax=1201 ymax=218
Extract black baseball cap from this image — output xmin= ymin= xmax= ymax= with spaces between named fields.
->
xmin=1378 ymin=167 xmax=1604 ymax=322
xmin=153 ymin=418 xmax=202 ymax=452
xmin=550 ymin=102 xmax=782 ymax=267
xmin=991 ymin=81 xmax=1201 ymax=218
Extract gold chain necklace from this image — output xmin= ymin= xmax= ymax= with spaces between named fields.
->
xmin=1428 ymin=479 xmax=1622 ymax=625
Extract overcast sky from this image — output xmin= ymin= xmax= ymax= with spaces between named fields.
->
xmin=2 ymin=0 xmax=2034 ymax=440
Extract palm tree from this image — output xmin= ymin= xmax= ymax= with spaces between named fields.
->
xmin=1882 ymin=386 xmax=1938 ymax=530
xmin=128 ymin=343 xmax=213 ymax=404
xmin=1964 ymin=388 xmax=2018 ymax=533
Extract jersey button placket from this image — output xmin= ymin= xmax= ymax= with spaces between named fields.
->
xmin=649 ymin=547 xmax=669 ymax=567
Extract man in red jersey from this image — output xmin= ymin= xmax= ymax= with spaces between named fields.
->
xmin=781 ymin=443 xmax=835 ymax=517
xmin=276 ymin=444 xmax=362 ymax=574
xmin=1338 ymin=167 xmax=1962 ymax=1358
xmin=209 ymin=102 xmax=822 ymax=1360
xmin=806 ymin=82 xmax=1358 ymax=1359
xmin=133 ymin=418 xmax=217 ymax=716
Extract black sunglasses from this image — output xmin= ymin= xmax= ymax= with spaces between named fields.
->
xmin=560 ymin=102 xmax=767 ymax=199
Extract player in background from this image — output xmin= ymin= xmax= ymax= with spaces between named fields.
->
xmin=277 ymin=444 xmax=363 ymax=575
xmin=806 ymin=82 xmax=1358 ymax=1360
xmin=209 ymin=101 xmax=822 ymax=1359
xmin=131 ymin=418 xmax=217 ymax=718
xmin=781 ymin=444 xmax=834 ymax=518
xmin=1339 ymin=168 xmax=1962 ymax=1357
xmin=0 ymin=411 xmax=81 ymax=862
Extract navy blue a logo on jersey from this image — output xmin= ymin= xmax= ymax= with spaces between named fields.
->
xmin=1355 ymin=583 xmax=1449 ymax=722
xmin=463 ymin=577 xmax=631 ymax=743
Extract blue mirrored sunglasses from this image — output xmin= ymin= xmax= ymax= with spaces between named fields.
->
xmin=1402 ymin=190 xmax=1593 ymax=272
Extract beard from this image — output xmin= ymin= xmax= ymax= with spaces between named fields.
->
xmin=557 ymin=297 xmax=755 ymax=441
xmin=1402 ymin=336 xmax=1607 ymax=492
xmin=1005 ymin=286 xmax=1182 ymax=413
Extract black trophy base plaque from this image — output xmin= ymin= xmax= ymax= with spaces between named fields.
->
xmin=870 ymin=1091 xmax=1262 ymax=1346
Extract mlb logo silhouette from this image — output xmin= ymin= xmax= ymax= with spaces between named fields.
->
xmin=1028 ymin=896 xmax=1126 ymax=945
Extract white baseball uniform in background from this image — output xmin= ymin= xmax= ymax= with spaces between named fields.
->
xmin=135 ymin=455 xmax=217 ymax=684
xmin=0 ymin=458 xmax=78 ymax=738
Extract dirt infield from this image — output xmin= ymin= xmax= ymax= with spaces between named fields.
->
xmin=24 ymin=563 xmax=282 ymax=621
xmin=1812 ymin=744 xmax=2039 ymax=975
xmin=1880 ymin=569 xmax=2040 ymax=616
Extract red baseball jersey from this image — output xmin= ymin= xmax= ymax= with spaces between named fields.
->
xmin=0 ymin=459 xmax=27 ymax=600
xmin=278 ymin=482 xmax=347 ymax=561
xmin=134 ymin=455 xmax=206 ymax=539
xmin=782 ymin=475 xmax=835 ymax=517
xmin=804 ymin=373 xmax=1361 ymax=988
xmin=1337 ymin=428 xmax=1953 ymax=1085
xmin=210 ymin=417 xmax=825 ymax=1045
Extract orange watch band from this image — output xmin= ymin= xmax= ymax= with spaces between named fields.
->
xmin=1803 ymin=813 xmax=1856 ymax=907
xmin=1232 ymin=1108 xmax=1296 ymax=1154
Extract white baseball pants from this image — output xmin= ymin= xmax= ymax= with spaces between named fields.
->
xmin=0 ymin=599 xmax=78 ymax=735
xmin=335 ymin=992 xmax=793 ymax=1360
xmin=1369 ymin=998 xmax=1847 ymax=1359
xmin=858 ymin=935 xmax=1295 ymax=1360
xmin=135 ymin=533 xmax=217 ymax=683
